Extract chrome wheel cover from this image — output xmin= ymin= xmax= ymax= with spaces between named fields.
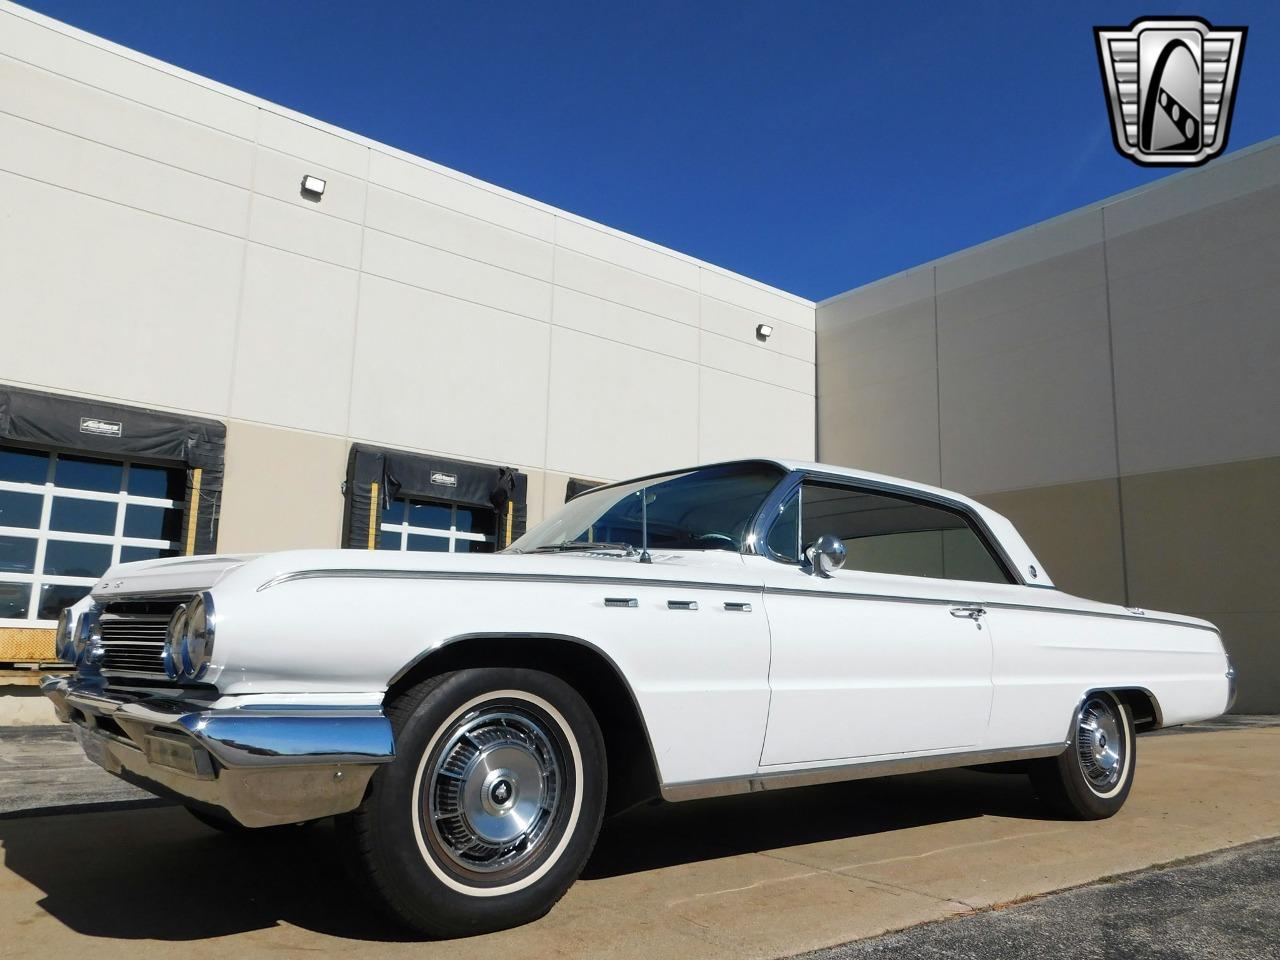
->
xmin=1076 ymin=695 xmax=1126 ymax=792
xmin=425 ymin=706 xmax=563 ymax=876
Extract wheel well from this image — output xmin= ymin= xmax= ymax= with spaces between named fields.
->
xmin=384 ymin=635 xmax=662 ymax=816
xmin=1110 ymin=688 xmax=1163 ymax=733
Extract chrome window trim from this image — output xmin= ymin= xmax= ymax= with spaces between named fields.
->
xmin=746 ymin=469 xmax=1023 ymax=585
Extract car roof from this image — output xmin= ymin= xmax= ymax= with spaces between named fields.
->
xmin=587 ymin=458 xmax=1053 ymax=587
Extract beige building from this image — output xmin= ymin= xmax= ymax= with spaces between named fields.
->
xmin=1 ymin=2 xmax=1275 ymax=717
xmin=0 ymin=1 xmax=814 ymax=692
xmin=819 ymin=139 xmax=1280 ymax=713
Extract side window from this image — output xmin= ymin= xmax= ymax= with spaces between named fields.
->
xmin=789 ymin=481 xmax=1012 ymax=584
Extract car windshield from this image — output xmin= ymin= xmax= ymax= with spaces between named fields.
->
xmin=508 ymin=462 xmax=786 ymax=554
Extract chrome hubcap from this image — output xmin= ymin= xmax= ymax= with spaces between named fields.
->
xmin=1077 ymin=696 xmax=1125 ymax=791
xmin=426 ymin=708 xmax=562 ymax=874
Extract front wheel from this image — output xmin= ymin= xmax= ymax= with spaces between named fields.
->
xmin=338 ymin=668 xmax=606 ymax=937
xmin=1030 ymin=690 xmax=1135 ymax=819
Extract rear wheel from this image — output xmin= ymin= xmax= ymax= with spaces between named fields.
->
xmin=1031 ymin=691 xmax=1135 ymax=819
xmin=338 ymin=668 xmax=606 ymax=937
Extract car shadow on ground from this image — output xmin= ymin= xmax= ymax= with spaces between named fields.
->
xmin=0 ymin=766 xmax=1048 ymax=942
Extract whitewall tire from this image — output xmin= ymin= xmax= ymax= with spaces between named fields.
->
xmin=1031 ymin=690 xmax=1136 ymax=819
xmin=338 ymin=668 xmax=606 ymax=937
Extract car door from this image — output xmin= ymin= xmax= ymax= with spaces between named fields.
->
xmin=751 ymin=477 xmax=1016 ymax=767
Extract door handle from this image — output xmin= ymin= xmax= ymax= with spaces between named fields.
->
xmin=949 ymin=605 xmax=986 ymax=620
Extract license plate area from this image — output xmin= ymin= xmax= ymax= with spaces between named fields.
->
xmin=73 ymin=723 xmax=111 ymax=770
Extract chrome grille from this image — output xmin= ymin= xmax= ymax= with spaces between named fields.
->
xmin=98 ymin=599 xmax=186 ymax=677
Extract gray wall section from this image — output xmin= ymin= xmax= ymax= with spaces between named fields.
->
xmin=819 ymin=137 xmax=1280 ymax=713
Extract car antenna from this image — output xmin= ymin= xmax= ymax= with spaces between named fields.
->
xmin=639 ymin=487 xmax=652 ymax=564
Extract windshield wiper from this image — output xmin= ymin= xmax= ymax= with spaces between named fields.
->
xmin=532 ymin=540 xmax=637 ymax=555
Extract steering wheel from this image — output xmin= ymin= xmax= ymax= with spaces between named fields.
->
xmin=694 ymin=533 xmax=737 ymax=550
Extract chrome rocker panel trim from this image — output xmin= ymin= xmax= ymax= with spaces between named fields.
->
xmin=660 ymin=741 xmax=1068 ymax=802
xmin=41 ymin=676 xmax=394 ymax=828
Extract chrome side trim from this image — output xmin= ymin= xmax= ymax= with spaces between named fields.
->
xmin=765 ymin=585 xmax=1221 ymax=634
xmin=258 ymin=567 xmax=1216 ymax=634
xmin=660 ymin=742 xmax=1068 ymax=802
xmin=259 ymin=568 xmax=762 ymax=594
xmin=1067 ymin=686 xmax=1166 ymax=737
xmin=604 ymin=597 xmax=639 ymax=608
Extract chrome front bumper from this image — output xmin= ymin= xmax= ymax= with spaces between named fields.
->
xmin=41 ymin=676 xmax=395 ymax=827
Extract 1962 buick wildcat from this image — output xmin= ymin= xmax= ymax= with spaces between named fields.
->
xmin=42 ymin=458 xmax=1235 ymax=936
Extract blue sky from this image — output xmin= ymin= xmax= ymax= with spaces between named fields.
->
xmin=20 ymin=1 xmax=1280 ymax=300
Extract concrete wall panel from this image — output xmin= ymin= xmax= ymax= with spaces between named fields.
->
xmin=819 ymin=375 xmax=940 ymax=486
xmin=217 ymin=421 xmax=349 ymax=552
xmin=701 ymin=296 xmax=813 ymax=364
xmin=699 ymin=330 xmax=813 ymax=394
xmin=0 ymin=7 xmax=257 ymax=139
xmin=545 ymin=328 xmax=699 ymax=479
xmin=368 ymin=150 xmax=554 ymax=242
xmin=0 ymin=170 xmax=242 ymax=415
xmin=362 ymin=229 xmax=552 ymax=322
xmin=253 ymin=146 xmax=368 ymax=225
xmin=698 ymin=368 xmax=814 ymax=465
xmin=248 ymin=196 xmax=363 ymax=269
xmin=347 ymin=277 xmax=551 ymax=467
xmin=700 ymin=270 xmax=814 ymax=330
xmin=555 ymin=217 xmax=700 ymax=290
xmin=937 ymin=252 xmax=1117 ymax=493
xmin=1107 ymin=189 xmax=1280 ymax=477
xmin=257 ymin=111 xmax=369 ymax=179
xmin=554 ymin=248 xmax=700 ymax=326
xmin=552 ymin=287 xmax=699 ymax=362
xmin=229 ymin=245 xmax=359 ymax=434
xmin=1121 ymin=457 xmax=1280 ymax=712
xmin=977 ymin=479 xmax=1126 ymax=605
xmin=0 ymin=110 xmax=249 ymax=237
xmin=365 ymin=185 xmax=553 ymax=281
xmin=0 ymin=53 xmax=253 ymax=187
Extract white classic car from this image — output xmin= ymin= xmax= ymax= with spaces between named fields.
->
xmin=43 ymin=459 xmax=1235 ymax=936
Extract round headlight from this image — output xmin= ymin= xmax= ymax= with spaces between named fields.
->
xmin=183 ymin=593 xmax=215 ymax=680
xmin=165 ymin=604 xmax=190 ymax=679
xmin=73 ymin=611 xmax=100 ymax=664
xmin=56 ymin=609 xmax=75 ymax=662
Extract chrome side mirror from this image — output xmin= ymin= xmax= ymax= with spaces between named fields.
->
xmin=805 ymin=534 xmax=846 ymax=577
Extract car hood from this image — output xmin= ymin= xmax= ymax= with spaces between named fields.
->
xmin=199 ymin=546 xmax=757 ymax=597
xmin=92 ymin=554 xmax=261 ymax=601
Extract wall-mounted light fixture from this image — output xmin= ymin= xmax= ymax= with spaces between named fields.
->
xmin=755 ymin=323 xmax=774 ymax=342
xmin=300 ymin=174 xmax=327 ymax=198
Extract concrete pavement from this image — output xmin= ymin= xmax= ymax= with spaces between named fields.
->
xmin=0 ymin=724 xmax=1277 ymax=958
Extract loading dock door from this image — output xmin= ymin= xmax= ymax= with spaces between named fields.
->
xmin=342 ymin=445 xmax=527 ymax=553
xmin=0 ymin=385 xmax=225 ymax=663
